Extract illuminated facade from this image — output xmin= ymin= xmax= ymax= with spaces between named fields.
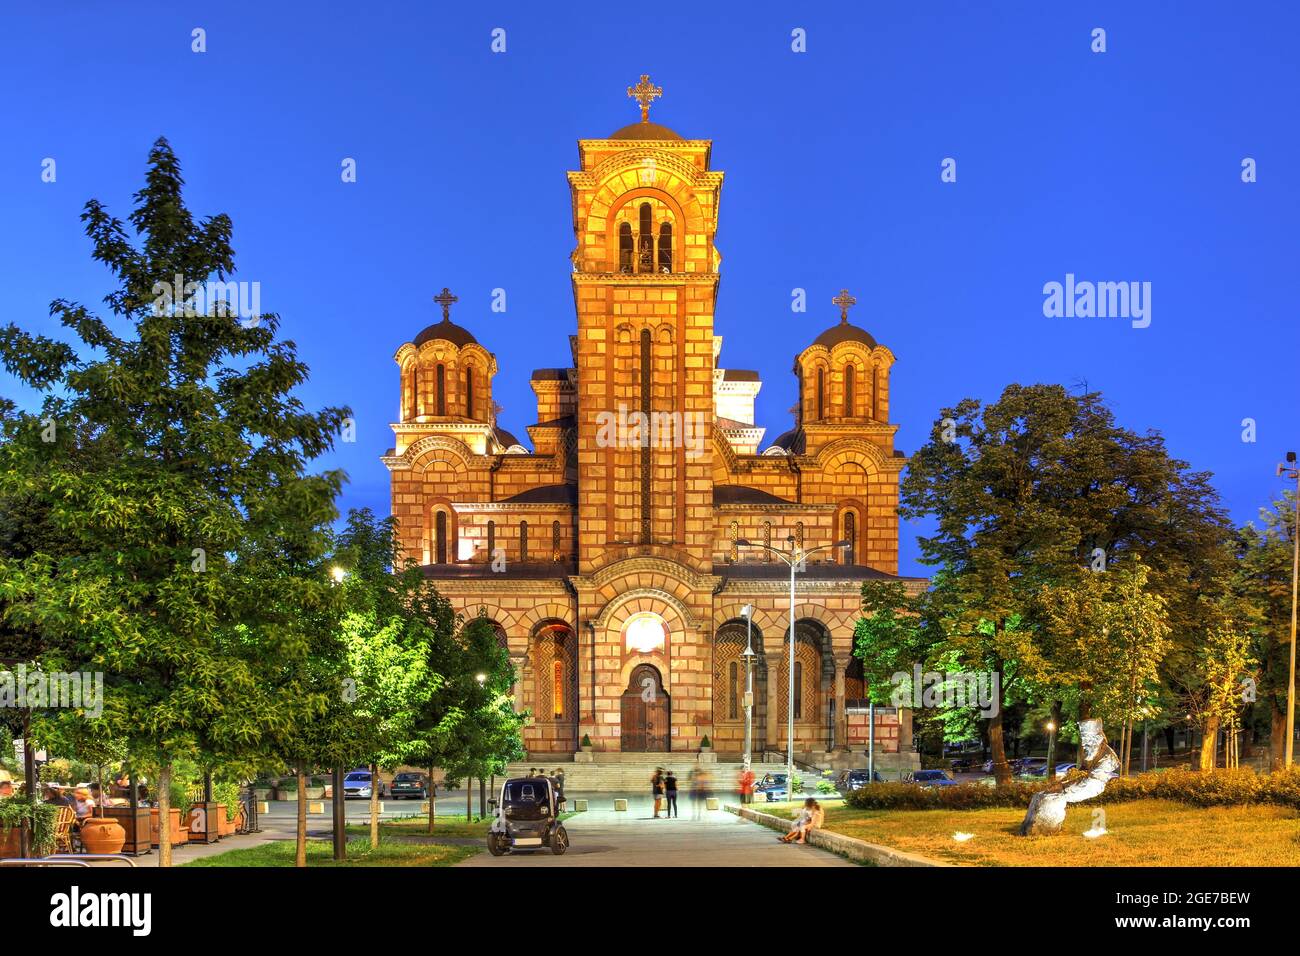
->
xmin=384 ymin=79 xmax=921 ymax=762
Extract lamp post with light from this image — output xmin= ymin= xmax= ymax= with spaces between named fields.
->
xmin=1278 ymin=451 xmax=1299 ymax=768
xmin=1045 ymin=720 xmax=1057 ymax=780
xmin=740 ymin=604 xmax=756 ymax=771
xmin=328 ymin=564 xmax=349 ymax=860
xmin=737 ymin=535 xmax=851 ymax=800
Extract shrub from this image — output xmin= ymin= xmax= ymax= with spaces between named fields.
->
xmin=843 ymin=767 xmax=1300 ymax=813
xmin=700 ymin=735 xmax=711 ymax=749
xmin=580 ymin=734 xmax=592 ymax=747
xmin=816 ymin=779 xmax=837 ymax=795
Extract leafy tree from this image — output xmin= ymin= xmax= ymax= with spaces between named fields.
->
xmin=0 ymin=139 xmax=347 ymax=864
xmin=1234 ymin=493 xmax=1296 ymax=767
xmin=901 ymin=384 xmax=1230 ymax=783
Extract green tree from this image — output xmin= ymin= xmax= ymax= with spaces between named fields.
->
xmin=0 ymin=139 xmax=347 ymax=865
xmin=902 ymin=384 xmax=1230 ymax=783
xmin=1234 ymin=493 xmax=1296 ymax=767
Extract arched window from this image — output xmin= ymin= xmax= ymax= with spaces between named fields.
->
xmin=618 ymin=222 xmax=633 ymax=273
xmin=844 ymin=364 xmax=855 ymax=416
xmin=552 ymin=661 xmax=565 ymax=719
xmin=519 ymin=520 xmax=529 ymax=562
xmin=728 ymin=661 xmax=739 ymax=720
xmin=794 ymin=660 xmax=804 ymax=719
xmin=729 ymin=520 xmax=739 ymax=562
xmin=657 ymin=222 xmax=673 ymax=273
xmin=871 ymin=364 xmax=879 ymax=419
xmin=638 ymin=203 xmax=654 ymax=273
xmin=412 ymin=365 xmax=421 ymax=417
xmin=816 ymin=367 xmax=825 ymax=420
xmin=486 ymin=520 xmax=495 ymax=562
xmin=843 ymin=511 xmax=856 ymax=565
xmin=639 ymin=329 xmax=652 ymax=544
xmin=435 ymin=511 xmax=448 ymax=564
xmin=552 ymin=520 xmax=561 ymax=562
xmin=435 ymin=364 xmax=446 ymax=416
xmin=465 ymin=366 xmax=474 ymax=419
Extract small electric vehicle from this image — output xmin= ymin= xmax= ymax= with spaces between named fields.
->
xmin=487 ymin=776 xmax=569 ymax=856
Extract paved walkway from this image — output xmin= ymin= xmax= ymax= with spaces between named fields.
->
xmin=456 ymin=795 xmax=853 ymax=867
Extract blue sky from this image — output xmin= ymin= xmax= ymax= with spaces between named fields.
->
xmin=2 ymin=2 xmax=1297 ymax=576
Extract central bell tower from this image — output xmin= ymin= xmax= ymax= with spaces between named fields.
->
xmin=567 ymin=76 xmax=725 ymax=575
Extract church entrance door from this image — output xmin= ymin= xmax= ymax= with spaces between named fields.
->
xmin=620 ymin=664 xmax=670 ymax=752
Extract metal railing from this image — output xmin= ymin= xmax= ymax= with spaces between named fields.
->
xmin=1 ymin=853 xmax=136 ymax=867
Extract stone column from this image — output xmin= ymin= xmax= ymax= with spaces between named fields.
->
xmin=833 ymin=656 xmax=849 ymax=751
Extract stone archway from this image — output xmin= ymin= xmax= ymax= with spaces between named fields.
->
xmin=620 ymin=664 xmax=670 ymax=752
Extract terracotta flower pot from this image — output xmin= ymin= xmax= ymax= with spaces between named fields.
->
xmin=149 ymin=807 xmax=185 ymax=846
xmin=0 ymin=825 xmax=21 ymax=858
xmin=80 ymin=817 xmax=127 ymax=855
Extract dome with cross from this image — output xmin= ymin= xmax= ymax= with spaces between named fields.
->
xmin=610 ymin=73 xmax=685 ymax=141
xmin=413 ymin=287 xmax=478 ymax=348
xmin=810 ymin=288 xmax=876 ymax=350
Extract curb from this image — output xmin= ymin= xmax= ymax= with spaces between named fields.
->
xmin=725 ymin=804 xmax=954 ymax=867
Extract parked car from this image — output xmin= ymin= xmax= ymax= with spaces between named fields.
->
xmin=909 ymin=769 xmax=959 ymax=787
xmin=1055 ymin=762 xmax=1077 ymax=776
xmin=755 ymin=773 xmax=800 ymax=802
xmin=342 ymin=770 xmax=388 ymax=800
xmin=390 ymin=772 xmax=430 ymax=800
xmin=836 ymin=769 xmax=884 ymax=792
xmin=1018 ymin=758 xmax=1050 ymax=777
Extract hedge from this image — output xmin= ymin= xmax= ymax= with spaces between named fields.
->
xmin=844 ymin=767 xmax=1300 ymax=812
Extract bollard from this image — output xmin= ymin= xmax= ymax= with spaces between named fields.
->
xmin=309 ymin=801 xmax=325 ymax=814
xmin=574 ymin=799 xmax=588 ymax=812
xmin=614 ymin=798 xmax=628 ymax=811
xmin=706 ymin=797 xmax=720 ymax=810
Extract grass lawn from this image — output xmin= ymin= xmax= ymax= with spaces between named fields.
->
xmin=760 ymin=799 xmax=1300 ymax=866
xmin=346 ymin=813 xmax=489 ymax=840
xmin=183 ymin=835 xmax=478 ymax=867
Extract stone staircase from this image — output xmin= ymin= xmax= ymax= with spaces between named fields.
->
xmin=502 ymin=755 xmax=797 ymax=793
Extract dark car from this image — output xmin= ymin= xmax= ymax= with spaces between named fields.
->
xmin=342 ymin=770 xmax=388 ymax=800
xmin=909 ymin=769 xmax=960 ymax=787
xmin=836 ymin=769 xmax=884 ymax=792
xmin=390 ymin=772 xmax=430 ymax=800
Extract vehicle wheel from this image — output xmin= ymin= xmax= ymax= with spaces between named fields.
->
xmin=551 ymin=825 xmax=569 ymax=855
xmin=487 ymin=832 xmax=507 ymax=857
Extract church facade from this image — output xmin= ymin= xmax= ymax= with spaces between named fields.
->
xmin=384 ymin=78 xmax=922 ymax=765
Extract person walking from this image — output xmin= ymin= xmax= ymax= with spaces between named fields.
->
xmin=664 ymin=769 xmax=678 ymax=818
xmin=651 ymin=768 xmax=664 ymax=818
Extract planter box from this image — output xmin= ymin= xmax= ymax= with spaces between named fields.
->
xmin=0 ymin=825 xmax=22 ymax=858
xmin=304 ymin=787 xmax=325 ymax=800
xmin=104 ymin=806 xmax=152 ymax=855
xmin=188 ymin=802 xmax=221 ymax=844
xmin=273 ymin=788 xmax=297 ymax=802
xmin=613 ymin=798 xmax=628 ymax=812
xmin=149 ymin=808 xmax=187 ymax=847
xmin=573 ymin=799 xmax=588 ymax=812
xmin=253 ymin=788 xmax=272 ymax=802
xmin=706 ymin=797 xmax=720 ymax=810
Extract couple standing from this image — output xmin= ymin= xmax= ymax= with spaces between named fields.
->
xmin=651 ymin=767 xmax=678 ymax=818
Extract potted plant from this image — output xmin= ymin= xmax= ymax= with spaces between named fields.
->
xmin=304 ymin=776 xmax=326 ymax=800
xmin=0 ymin=799 xmax=57 ymax=857
xmin=700 ymin=735 xmax=712 ymax=752
xmin=80 ymin=812 xmax=127 ymax=854
xmin=273 ymin=777 xmax=298 ymax=802
xmin=580 ymin=734 xmax=594 ymax=754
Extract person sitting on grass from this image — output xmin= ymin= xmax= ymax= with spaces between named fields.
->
xmin=779 ymin=798 xmax=824 ymax=844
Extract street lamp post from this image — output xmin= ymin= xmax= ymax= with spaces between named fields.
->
xmin=737 ymin=535 xmax=850 ymax=801
xmin=1045 ymin=721 xmax=1056 ymax=780
xmin=740 ymin=604 xmax=756 ymax=772
xmin=1278 ymin=452 xmax=1299 ymax=768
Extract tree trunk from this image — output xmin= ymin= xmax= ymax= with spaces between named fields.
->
xmin=369 ymin=762 xmax=380 ymax=849
xmin=1046 ymin=700 xmax=1062 ymax=780
xmin=427 ymin=765 xmax=437 ymax=835
xmin=1199 ymin=717 xmax=1219 ymax=770
xmin=157 ymin=763 xmax=173 ymax=868
xmin=466 ymin=779 xmax=472 ymax=820
xmin=987 ymin=662 xmax=1012 ymax=785
xmin=1164 ymin=726 xmax=1176 ymax=762
xmin=1270 ymin=703 xmax=1287 ymax=771
xmin=295 ymin=762 xmax=307 ymax=867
